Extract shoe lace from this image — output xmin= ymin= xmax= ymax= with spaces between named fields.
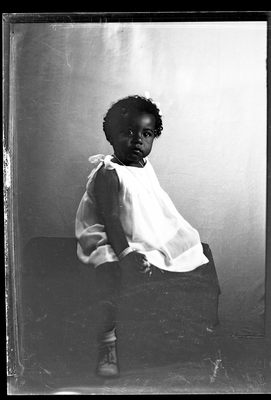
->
xmin=99 ymin=343 xmax=117 ymax=365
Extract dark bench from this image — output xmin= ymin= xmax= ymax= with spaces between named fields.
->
xmin=20 ymin=237 xmax=220 ymax=370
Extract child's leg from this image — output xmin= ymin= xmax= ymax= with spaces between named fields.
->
xmin=94 ymin=261 xmax=121 ymax=335
xmin=94 ymin=260 xmax=151 ymax=377
xmin=94 ymin=262 xmax=121 ymax=377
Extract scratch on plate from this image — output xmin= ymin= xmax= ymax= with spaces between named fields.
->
xmin=38 ymin=364 xmax=51 ymax=376
xmin=32 ymin=38 xmax=72 ymax=67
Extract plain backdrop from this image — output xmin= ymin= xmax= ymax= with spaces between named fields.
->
xmin=11 ymin=21 xmax=267 ymax=335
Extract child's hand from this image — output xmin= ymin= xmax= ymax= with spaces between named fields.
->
xmin=121 ymin=251 xmax=152 ymax=274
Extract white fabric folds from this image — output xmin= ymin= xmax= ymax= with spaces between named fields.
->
xmin=75 ymin=155 xmax=208 ymax=272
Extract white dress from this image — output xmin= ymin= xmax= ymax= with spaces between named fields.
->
xmin=75 ymin=154 xmax=209 ymax=272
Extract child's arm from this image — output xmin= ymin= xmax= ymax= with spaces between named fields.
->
xmin=94 ymin=166 xmax=150 ymax=270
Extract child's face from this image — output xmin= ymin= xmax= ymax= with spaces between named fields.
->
xmin=110 ymin=112 xmax=155 ymax=166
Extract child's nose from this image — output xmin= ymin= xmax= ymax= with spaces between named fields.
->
xmin=133 ymin=132 xmax=143 ymax=144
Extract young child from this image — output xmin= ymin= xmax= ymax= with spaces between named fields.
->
xmin=75 ymin=95 xmax=209 ymax=378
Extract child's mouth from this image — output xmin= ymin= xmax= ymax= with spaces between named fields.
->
xmin=133 ymin=148 xmax=142 ymax=155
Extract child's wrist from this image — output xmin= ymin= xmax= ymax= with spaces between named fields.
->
xmin=118 ymin=247 xmax=134 ymax=261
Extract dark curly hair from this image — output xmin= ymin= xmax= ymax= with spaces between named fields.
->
xmin=103 ymin=95 xmax=163 ymax=142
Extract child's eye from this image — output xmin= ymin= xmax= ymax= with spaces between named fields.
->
xmin=143 ymin=131 xmax=152 ymax=138
xmin=120 ymin=130 xmax=133 ymax=136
